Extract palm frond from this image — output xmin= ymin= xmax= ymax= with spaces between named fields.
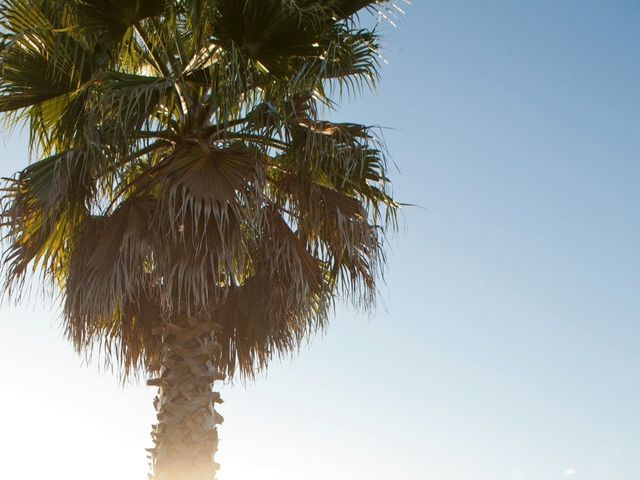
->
xmin=1 ymin=149 xmax=94 ymax=295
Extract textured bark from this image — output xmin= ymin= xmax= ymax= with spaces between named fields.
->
xmin=147 ymin=315 xmax=225 ymax=480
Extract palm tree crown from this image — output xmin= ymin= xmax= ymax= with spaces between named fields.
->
xmin=1 ymin=0 xmax=398 ymax=380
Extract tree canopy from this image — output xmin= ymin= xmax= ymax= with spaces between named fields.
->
xmin=0 ymin=0 xmax=399 ymax=380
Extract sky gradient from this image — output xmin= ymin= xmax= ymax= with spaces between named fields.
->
xmin=1 ymin=1 xmax=639 ymax=479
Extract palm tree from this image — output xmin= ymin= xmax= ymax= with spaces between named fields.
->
xmin=0 ymin=1 xmax=399 ymax=479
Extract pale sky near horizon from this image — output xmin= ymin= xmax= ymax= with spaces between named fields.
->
xmin=1 ymin=1 xmax=639 ymax=480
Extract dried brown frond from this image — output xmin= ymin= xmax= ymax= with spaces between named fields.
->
xmin=64 ymin=195 xmax=156 ymax=331
xmin=150 ymin=142 xmax=265 ymax=311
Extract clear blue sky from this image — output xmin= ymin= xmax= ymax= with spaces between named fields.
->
xmin=1 ymin=1 xmax=638 ymax=479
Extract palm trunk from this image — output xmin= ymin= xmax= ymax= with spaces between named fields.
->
xmin=147 ymin=314 xmax=225 ymax=480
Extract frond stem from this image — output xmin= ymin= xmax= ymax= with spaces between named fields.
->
xmin=134 ymin=23 xmax=188 ymax=123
